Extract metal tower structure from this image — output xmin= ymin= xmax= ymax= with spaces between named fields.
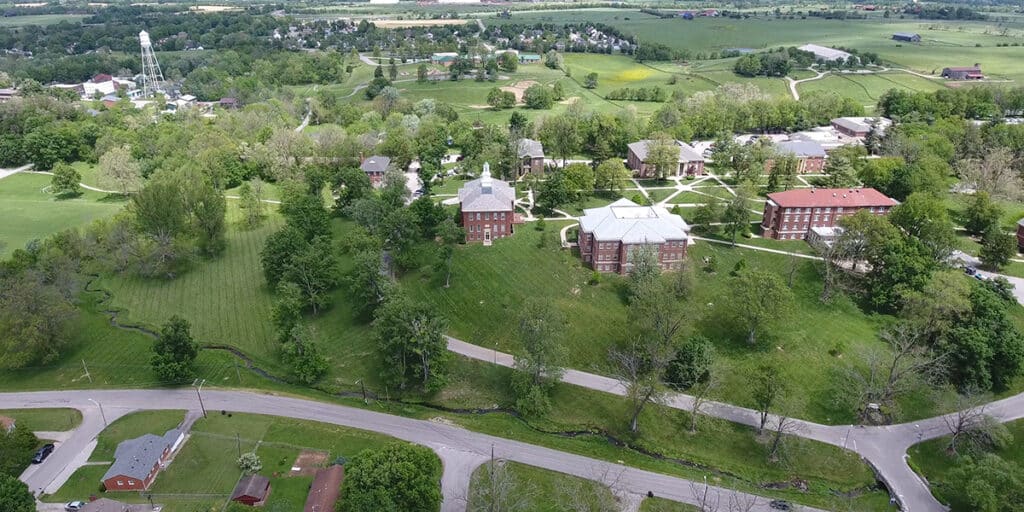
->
xmin=139 ymin=30 xmax=165 ymax=98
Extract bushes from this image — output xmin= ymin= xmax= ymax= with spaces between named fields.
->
xmin=605 ymin=86 xmax=667 ymax=102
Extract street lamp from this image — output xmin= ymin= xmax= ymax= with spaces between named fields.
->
xmin=88 ymin=398 xmax=108 ymax=427
xmin=192 ymin=378 xmax=208 ymax=418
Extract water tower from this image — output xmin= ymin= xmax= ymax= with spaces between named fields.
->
xmin=139 ymin=30 xmax=165 ymax=98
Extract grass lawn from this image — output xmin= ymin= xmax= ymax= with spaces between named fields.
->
xmin=0 ymin=409 xmax=83 ymax=432
xmin=48 ymin=411 xmax=403 ymax=510
xmin=467 ymin=461 xmax=618 ymax=511
xmin=225 ymin=179 xmax=283 ymax=202
xmin=647 ymin=187 xmax=681 ymax=203
xmin=907 ymin=418 xmax=1024 ymax=506
xmin=0 ymin=172 xmax=125 ymax=257
xmin=0 ymin=14 xmax=86 ymax=26
xmin=797 ymin=72 xmax=944 ymax=106
xmin=641 ymin=498 xmax=700 ymax=511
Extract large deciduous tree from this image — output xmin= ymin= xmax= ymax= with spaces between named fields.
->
xmin=341 ymin=443 xmax=442 ymax=512
xmin=0 ymin=474 xmax=34 ymax=512
xmin=150 ymin=315 xmax=199 ymax=383
xmin=50 ymin=162 xmax=81 ymax=197
xmin=373 ymin=294 xmax=449 ymax=392
xmin=512 ymin=299 xmax=566 ymax=417
xmin=0 ymin=271 xmax=77 ymax=369
xmin=99 ymin=145 xmax=141 ymax=195
xmin=727 ymin=269 xmax=793 ymax=344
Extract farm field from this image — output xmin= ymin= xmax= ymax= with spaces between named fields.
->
xmin=0 ymin=172 xmax=125 ymax=257
xmin=47 ymin=411 xmax=401 ymax=511
xmin=0 ymin=408 xmax=82 ymax=431
xmin=796 ymin=71 xmax=945 ymax=106
xmin=0 ymin=14 xmax=86 ymax=26
xmin=907 ymin=418 xmax=1024 ymax=506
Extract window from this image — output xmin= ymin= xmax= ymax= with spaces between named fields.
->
xmin=117 ymin=481 xmax=123 ymax=486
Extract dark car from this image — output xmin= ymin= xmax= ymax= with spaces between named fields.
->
xmin=31 ymin=443 xmax=55 ymax=464
xmin=964 ymin=265 xmax=977 ymax=275
xmin=769 ymin=500 xmax=792 ymax=511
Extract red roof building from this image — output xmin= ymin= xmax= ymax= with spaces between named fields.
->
xmin=303 ymin=465 xmax=344 ymax=512
xmin=760 ymin=188 xmax=898 ymax=240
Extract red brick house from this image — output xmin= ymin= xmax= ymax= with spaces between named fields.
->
xmin=232 ymin=475 xmax=271 ymax=506
xmin=516 ymin=138 xmax=545 ymax=176
xmin=360 ymin=155 xmax=391 ymax=188
xmin=458 ymin=164 xmax=522 ymax=245
xmin=578 ymin=198 xmax=692 ymax=274
xmin=769 ymin=141 xmax=827 ymax=173
xmin=761 ymin=188 xmax=898 ymax=240
xmin=626 ymin=139 xmax=705 ymax=177
xmin=102 ymin=429 xmax=184 ymax=491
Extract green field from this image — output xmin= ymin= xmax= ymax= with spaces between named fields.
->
xmin=467 ymin=461 xmax=618 ymax=511
xmin=641 ymin=498 xmax=700 ymax=511
xmin=47 ymin=411 xmax=401 ymax=511
xmin=0 ymin=172 xmax=125 ymax=257
xmin=908 ymin=418 xmax=1024 ymax=506
xmin=797 ymin=71 xmax=945 ymax=106
xmin=0 ymin=409 xmax=82 ymax=431
xmin=0 ymin=14 xmax=86 ymax=27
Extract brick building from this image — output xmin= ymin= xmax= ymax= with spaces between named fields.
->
xmin=760 ymin=188 xmax=898 ymax=240
xmin=626 ymin=139 xmax=705 ymax=177
xmin=772 ymin=141 xmax=827 ymax=173
xmin=458 ymin=164 xmax=522 ymax=245
xmin=516 ymin=138 xmax=545 ymax=175
xmin=578 ymin=198 xmax=692 ymax=274
xmin=102 ymin=429 xmax=184 ymax=491
xmin=360 ymin=155 xmax=391 ymax=187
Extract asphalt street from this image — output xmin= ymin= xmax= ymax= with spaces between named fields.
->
xmin=1 ymin=389 xmax=819 ymax=512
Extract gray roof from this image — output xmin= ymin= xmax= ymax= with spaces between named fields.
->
xmin=579 ymin=198 xmax=691 ymax=244
xmin=627 ymin=140 xmax=704 ymax=164
xmin=81 ymin=498 xmax=151 ymax=512
xmin=893 ymin=32 xmax=919 ymax=38
xmin=458 ymin=166 xmax=515 ymax=212
xmin=360 ymin=155 xmax=391 ymax=174
xmin=797 ymin=44 xmax=851 ymax=61
xmin=516 ymin=138 xmax=544 ymax=159
xmin=102 ymin=429 xmax=182 ymax=482
xmin=776 ymin=140 xmax=827 ymax=158
xmin=232 ymin=474 xmax=271 ymax=500
xmin=1017 ymin=218 xmax=1024 ymax=228
xmin=831 ymin=117 xmax=871 ymax=133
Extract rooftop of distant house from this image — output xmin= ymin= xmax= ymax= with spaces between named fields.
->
xmin=102 ymin=429 xmax=181 ymax=482
xmin=361 ymin=155 xmax=391 ymax=174
xmin=766 ymin=188 xmax=898 ymax=209
xmin=516 ymin=138 xmax=544 ymax=159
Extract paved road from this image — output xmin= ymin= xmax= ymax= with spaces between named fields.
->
xmin=0 ymin=390 xmax=819 ymax=512
xmin=445 ymin=336 xmax=1024 ymax=512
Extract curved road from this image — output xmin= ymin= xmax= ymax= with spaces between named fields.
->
xmin=445 ymin=336 xmax=1024 ymax=512
xmin=2 ymin=390 xmax=818 ymax=512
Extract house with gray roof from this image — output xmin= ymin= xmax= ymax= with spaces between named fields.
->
xmin=102 ymin=429 xmax=184 ymax=491
xmin=578 ymin=198 xmax=692 ymax=274
xmin=458 ymin=163 xmax=521 ymax=245
xmin=626 ymin=139 xmax=705 ymax=177
xmin=892 ymin=32 xmax=921 ymax=42
xmin=360 ymin=155 xmax=391 ymax=187
xmin=516 ymin=138 xmax=545 ymax=175
xmin=773 ymin=140 xmax=827 ymax=173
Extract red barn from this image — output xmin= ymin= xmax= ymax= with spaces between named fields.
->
xmin=231 ymin=475 xmax=271 ymax=506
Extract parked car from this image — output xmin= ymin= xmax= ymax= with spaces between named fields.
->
xmin=769 ymin=500 xmax=792 ymax=511
xmin=975 ymin=273 xmax=987 ymax=281
xmin=964 ymin=265 xmax=977 ymax=275
xmin=31 ymin=443 xmax=55 ymax=463
xmin=65 ymin=501 xmax=86 ymax=511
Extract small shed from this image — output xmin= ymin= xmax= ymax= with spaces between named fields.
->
xmin=892 ymin=32 xmax=921 ymax=42
xmin=231 ymin=475 xmax=271 ymax=506
xmin=303 ymin=465 xmax=345 ymax=512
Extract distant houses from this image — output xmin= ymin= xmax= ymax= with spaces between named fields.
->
xmin=516 ymin=138 xmax=545 ymax=175
xmin=430 ymin=52 xmax=459 ymax=66
xmin=102 ymin=429 xmax=185 ymax=491
xmin=760 ymin=188 xmax=898 ymax=240
xmin=892 ymin=32 xmax=921 ymax=42
xmin=578 ymin=198 xmax=692 ymax=274
xmin=797 ymin=44 xmax=852 ymax=62
xmin=231 ymin=475 xmax=272 ymax=506
xmin=626 ymin=139 xmax=706 ymax=177
xmin=773 ymin=141 xmax=827 ymax=173
xmin=360 ymin=155 xmax=391 ymax=187
xmin=458 ymin=164 xmax=522 ymax=245
xmin=941 ymin=65 xmax=984 ymax=80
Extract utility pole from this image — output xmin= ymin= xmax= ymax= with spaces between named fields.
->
xmin=236 ymin=433 xmax=241 ymax=458
xmin=192 ymin=378 xmax=207 ymax=418
xmin=88 ymin=398 xmax=107 ymax=426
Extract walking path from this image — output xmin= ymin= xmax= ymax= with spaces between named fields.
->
xmin=1 ymin=390 xmax=812 ymax=512
xmin=785 ymin=70 xmax=828 ymax=101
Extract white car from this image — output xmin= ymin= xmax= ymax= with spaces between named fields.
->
xmin=65 ymin=502 xmax=86 ymax=512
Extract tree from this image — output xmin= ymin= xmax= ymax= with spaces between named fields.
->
xmin=435 ymin=218 xmax=464 ymax=288
xmin=237 ymin=452 xmax=262 ymax=474
xmin=282 ymin=236 xmax=339 ymax=314
xmin=281 ymin=325 xmax=329 ymax=384
xmin=751 ymin=364 xmax=785 ymax=434
xmin=945 ymin=454 xmax=1024 ymax=512
xmin=192 ymin=182 xmax=227 ymax=257
xmin=523 ymin=84 xmax=554 ymax=109
xmin=644 ymin=133 xmax=679 ymax=180
xmin=536 ymin=170 xmax=573 ymax=210
xmin=512 ymin=299 xmax=566 ymax=416
xmin=544 ymin=50 xmax=563 ymax=69
xmin=562 ymin=163 xmax=595 ymax=195
xmin=99 ymin=145 xmax=141 ymax=195
xmin=964 ymin=191 xmax=1003 ymax=237
xmin=691 ymin=194 xmax=722 ymax=230
xmin=980 ymin=226 xmax=1016 ymax=270
xmin=728 ymin=269 xmax=793 ymax=344
xmin=151 ymin=315 xmax=199 ymax=383
xmin=336 ymin=166 xmax=373 ymax=211
xmin=388 ymin=59 xmax=398 ymax=81
xmin=260 ymin=226 xmax=307 ymax=287
xmin=280 ymin=188 xmax=331 ymax=240
xmin=468 ymin=459 xmax=532 ymax=512
xmin=665 ymin=335 xmax=715 ymax=391
xmin=238 ymin=179 xmax=266 ymax=228
xmin=766 ymin=154 xmax=798 ymax=192
xmin=957 ymin=147 xmax=1019 ymax=200
xmin=594 ymin=159 xmax=630 ymax=193
xmin=722 ymin=191 xmax=752 ymax=245
xmin=0 ymin=423 xmax=38 ymax=477
xmin=417 ymin=63 xmax=428 ymax=83
xmin=497 ymin=52 xmax=518 ymax=72
xmin=347 ymin=249 xmax=394 ymax=319
xmin=0 ymin=474 xmax=34 ymax=512
xmin=944 ymin=393 xmax=1011 ymax=456
xmin=271 ymin=281 xmax=304 ymax=343
xmin=823 ymin=153 xmax=859 ymax=188
xmin=889 ymin=192 xmax=956 ymax=262
xmin=341 ymin=443 xmax=442 ymax=512
xmin=486 ymin=87 xmax=515 ymax=110
xmin=0 ymin=272 xmax=77 ymax=369
xmin=584 ymin=72 xmax=599 ymax=89
xmin=50 ymin=162 xmax=81 ymax=197
xmin=611 ymin=336 xmax=669 ymax=434
xmin=537 ymin=114 xmax=581 ymax=167
xmin=551 ymin=81 xmax=565 ymax=101
xmin=627 ymin=245 xmax=661 ymax=300
xmin=373 ymin=294 xmax=449 ymax=392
